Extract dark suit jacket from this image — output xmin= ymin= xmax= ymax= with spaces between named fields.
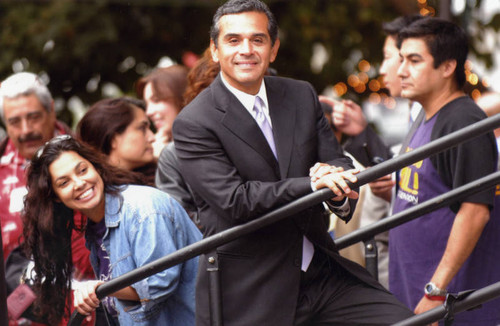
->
xmin=156 ymin=142 xmax=199 ymax=225
xmin=173 ymin=75 xmax=385 ymax=326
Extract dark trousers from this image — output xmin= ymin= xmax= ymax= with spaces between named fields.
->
xmin=294 ymin=250 xmax=413 ymax=326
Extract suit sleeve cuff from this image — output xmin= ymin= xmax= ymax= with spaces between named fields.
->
xmin=325 ymin=197 xmax=350 ymax=217
xmin=311 ymin=182 xmax=351 ymax=217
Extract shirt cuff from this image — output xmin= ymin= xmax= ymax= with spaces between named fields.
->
xmin=325 ymin=197 xmax=350 ymax=217
xmin=311 ymin=182 xmax=351 ymax=217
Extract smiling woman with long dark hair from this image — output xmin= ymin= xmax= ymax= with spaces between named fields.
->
xmin=22 ymin=136 xmax=201 ymax=325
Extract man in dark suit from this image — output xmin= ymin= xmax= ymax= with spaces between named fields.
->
xmin=173 ymin=1 xmax=413 ymax=325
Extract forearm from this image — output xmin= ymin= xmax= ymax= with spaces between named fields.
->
xmin=74 ymin=281 xmax=138 ymax=314
xmin=112 ymin=286 xmax=140 ymax=301
xmin=429 ymin=202 xmax=490 ymax=289
xmin=415 ymin=202 xmax=489 ymax=316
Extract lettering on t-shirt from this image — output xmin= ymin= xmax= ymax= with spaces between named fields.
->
xmin=398 ymin=147 xmax=422 ymax=205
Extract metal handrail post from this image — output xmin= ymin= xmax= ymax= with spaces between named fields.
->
xmin=67 ymin=114 xmax=500 ymax=325
xmin=207 ymin=253 xmax=223 ymax=326
xmin=363 ymin=238 xmax=378 ymax=280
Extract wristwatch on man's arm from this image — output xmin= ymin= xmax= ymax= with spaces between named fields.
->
xmin=424 ymin=282 xmax=447 ymax=301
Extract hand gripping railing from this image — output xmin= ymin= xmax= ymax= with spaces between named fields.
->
xmin=67 ymin=113 xmax=500 ymax=326
xmin=391 ymin=281 xmax=500 ymax=325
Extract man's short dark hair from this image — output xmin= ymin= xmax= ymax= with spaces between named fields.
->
xmin=398 ymin=17 xmax=468 ymax=89
xmin=382 ymin=14 xmax=423 ymax=36
xmin=210 ymin=0 xmax=279 ymax=47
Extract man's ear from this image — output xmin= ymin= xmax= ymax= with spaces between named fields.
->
xmin=210 ymin=39 xmax=219 ymax=63
xmin=441 ymin=59 xmax=457 ymax=79
xmin=269 ymin=38 xmax=280 ymax=64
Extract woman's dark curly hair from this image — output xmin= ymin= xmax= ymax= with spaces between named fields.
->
xmin=22 ymin=135 xmax=144 ymax=324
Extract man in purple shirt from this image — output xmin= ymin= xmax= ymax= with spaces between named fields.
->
xmin=388 ymin=17 xmax=500 ymax=325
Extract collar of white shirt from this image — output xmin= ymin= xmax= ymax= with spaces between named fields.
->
xmin=219 ymin=73 xmax=272 ymax=125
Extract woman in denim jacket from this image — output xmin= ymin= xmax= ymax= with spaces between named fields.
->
xmin=22 ymin=135 xmax=201 ymax=325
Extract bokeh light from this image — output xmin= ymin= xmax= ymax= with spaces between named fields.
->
xmin=333 ymin=82 xmax=348 ymax=97
xmin=384 ymin=96 xmax=397 ymax=109
xmin=368 ymin=92 xmax=381 ymax=104
xmin=471 ymin=89 xmax=481 ymax=100
xmin=358 ymin=60 xmax=371 ymax=72
xmin=358 ymin=72 xmax=369 ymax=84
xmin=468 ymin=73 xmax=479 ymax=85
xmin=368 ymin=79 xmax=381 ymax=92
xmin=354 ymin=83 xmax=366 ymax=93
xmin=347 ymin=74 xmax=360 ymax=87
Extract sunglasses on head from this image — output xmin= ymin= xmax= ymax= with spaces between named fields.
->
xmin=33 ymin=134 xmax=73 ymax=161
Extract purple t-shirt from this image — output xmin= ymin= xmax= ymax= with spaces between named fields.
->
xmin=390 ymin=98 xmax=500 ymax=325
xmin=86 ymin=219 xmax=118 ymax=318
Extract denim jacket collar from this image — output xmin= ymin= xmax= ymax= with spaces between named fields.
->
xmin=104 ymin=189 xmax=127 ymax=228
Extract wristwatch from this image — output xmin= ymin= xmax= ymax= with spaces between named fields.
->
xmin=424 ymin=282 xmax=447 ymax=301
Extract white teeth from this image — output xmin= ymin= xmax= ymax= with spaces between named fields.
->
xmin=78 ymin=188 xmax=93 ymax=200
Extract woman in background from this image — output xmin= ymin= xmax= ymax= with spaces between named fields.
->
xmin=135 ymin=65 xmax=188 ymax=157
xmin=77 ymin=97 xmax=156 ymax=185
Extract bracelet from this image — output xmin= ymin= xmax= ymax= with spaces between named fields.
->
xmin=425 ymin=293 xmax=446 ymax=301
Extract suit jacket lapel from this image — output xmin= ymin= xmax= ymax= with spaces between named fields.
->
xmin=266 ymin=77 xmax=295 ymax=179
xmin=213 ymin=76 xmax=280 ymax=177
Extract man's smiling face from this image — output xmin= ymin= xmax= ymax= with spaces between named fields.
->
xmin=210 ymin=11 xmax=280 ymax=95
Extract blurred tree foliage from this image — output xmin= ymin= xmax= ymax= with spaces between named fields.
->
xmin=272 ymin=0 xmax=399 ymax=95
xmin=0 ymin=0 xmax=498 ymax=127
xmin=0 ymin=0 xmax=218 ymax=125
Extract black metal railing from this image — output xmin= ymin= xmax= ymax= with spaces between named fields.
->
xmin=60 ymin=113 xmax=500 ymax=326
xmin=336 ymin=170 xmax=500 ymax=250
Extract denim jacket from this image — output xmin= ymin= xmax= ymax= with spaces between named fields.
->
xmin=87 ymin=185 xmax=201 ymax=325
